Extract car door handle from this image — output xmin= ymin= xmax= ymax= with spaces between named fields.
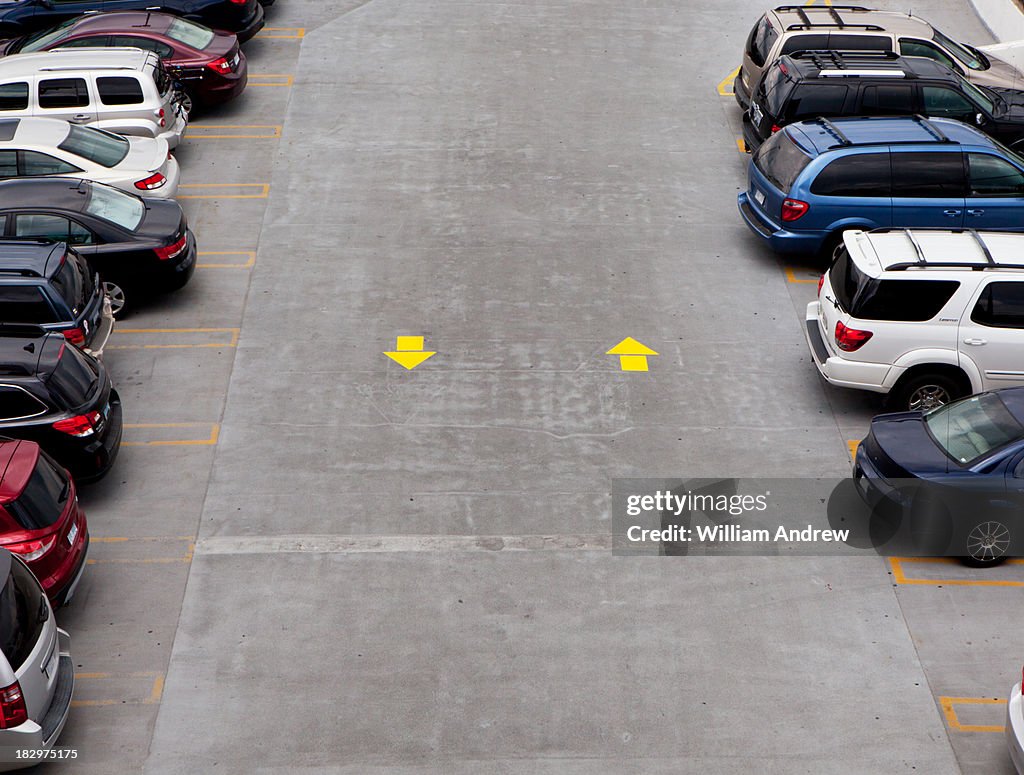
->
xmin=966 ymin=209 xmax=985 ymax=217
xmin=943 ymin=209 xmax=962 ymax=217
xmin=963 ymin=338 xmax=987 ymax=345
xmin=70 ymin=114 xmax=90 ymax=123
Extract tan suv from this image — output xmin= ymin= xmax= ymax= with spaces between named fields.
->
xmin=735 ymin=5 xmax=1024 ymax=110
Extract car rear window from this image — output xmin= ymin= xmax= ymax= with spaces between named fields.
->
xmin=49 ymin=250 xmax=90 ymax=316
xmin=4 ymin=452 xmax=69 ymax=531
xmin=0 ymin=558 xmax=46 ymax=670
xmin=829 ymin=250 xmax=959 ymax=320
xmin=57 ymin=124 xmax=129 ymax=168
xmin=746 ymin=15 xmax=779 ymax=68
xmin=97 ymin=76 xmax=144 ymax=106
xmin=760 ymin=60 xmax=795 ymax=116
xmin=926 ymin=392 xmax=1024 ymax=464
xmin=166 ymin=17 xmax=216 ymax=50
xmin=84 ymin=183 xmax=144 ymax=232
xmin=47 ymin=343 xmax=98 ymax=408
xmin=753 ymin=130 xmax=811 ymax=192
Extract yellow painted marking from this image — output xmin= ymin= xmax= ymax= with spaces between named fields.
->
xmin=847 ymin=439 xmax=859 ymax=461
xmin=249 ymin=74 xmax=294 ymax=87
xmin=109 ymin=327 xmax=239 ymax=350
xmin=785 ymin=266 xmax=819 ymax=284
xmin=384 ymin=335 xmax=436 ymax=370
xmin=890 ymin=556 xmax=1024 ymax=587
xmin=736 ymin=137 xmax=746 ymax=153
xmin=197 ymin=250 xmax=256 ymax=269
xmin=607 ymin=337 xmax=658 ymax=372
xmin=72 ymin=672 xmax=165 ymax=708
xmin=178 ymin=183 xmax=269 ymax=200
xmin=188 ymin=124 xmax=282 ymax=140
xmin=257 ymin=27 xmax=305 ymax=39
xmin=940 ymin=696 xmax=1006 ymax=733
xmin=122 ymin=423 xmax=220 ymax=447
xmin=717 ymin=65 xmax=740 ymax=97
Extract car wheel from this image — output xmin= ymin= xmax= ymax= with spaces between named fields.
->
xmin=961 ymin=520 xmax=1011 ymax=567
xmin=890 ymin=373 xmax=964 ymax=413
xmin=103 ymin=281 xmax=129 ymax=319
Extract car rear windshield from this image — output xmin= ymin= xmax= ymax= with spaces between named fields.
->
xmin=753 ymin=130 xmax=811 ymax=192
xmin=58 ymin=124 xmax=129 ymax=168
xmin=0 ymin=558 xmax=46 ymax=671
xmin=85 ymin=183 xmax=144 ymax=232
xmin=746 ymin=15 xmax=778 ymax=68
xmin=829 ymin=249 xmax=959 ymax=321
xmin=47 ymin=344 xmax=98 ymax=408
xmin=4 ymin=452 xmax=69 ymax=531
xmin=760 ymin=60 xmax=795 ymax=116
xmin=166 ymin=17 xmax=216 ymax=50
xmin=50 ymin=251 xmax=92 ymax=316
xmin=925 ymin=392 xmax=1024 ymax=464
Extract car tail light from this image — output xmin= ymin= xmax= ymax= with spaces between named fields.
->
xmin=155 ymin=233 xmax=188 ymax=260
xmin=207 ymin=56 xmax=232 ymax=75
xmin=0 ymin=682 xmax=27 ymax=730
xmin=156 ymin=108 xmax=164 ymax=118
xmin=4 ymin=536 xmax=56 ymax=563
xmin=62 ymin=327 xmax=85 ymax=346
xmin=781 ymin=198 xmax=809 ymax=222
xmin=134 ymin=172 xmax=166 ymax=191
xmin=53 ymin=411 xmax=101 ymax=437
xmin=771 ymin=124 xmax=781 ymax=134
xmin=835 ymin=321 xmax=873 ymax=352
xmin=817 ymin=274 xmax=825 ymax=295
xmin=229 ymin=0 xmax=247 ymax=4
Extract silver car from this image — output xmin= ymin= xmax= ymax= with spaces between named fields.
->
xmin=0 ymin=549 xmax=73 ymax=771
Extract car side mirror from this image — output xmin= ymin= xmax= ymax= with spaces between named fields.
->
xmin=976 ymin=113 xmax=986 ymax=126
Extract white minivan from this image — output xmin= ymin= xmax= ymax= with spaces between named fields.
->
xmin=0 ymin=48 xmax=187 ymax=148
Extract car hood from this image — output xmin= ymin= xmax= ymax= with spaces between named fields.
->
xmin=868 ymin=411 xmax=953 ymax=477
xmin=989 ymin=87 xmax=1024 ymax=119
xmin=978 ymin=44 xmax=1024 ymax=82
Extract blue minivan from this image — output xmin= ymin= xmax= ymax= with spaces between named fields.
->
xmin=738 ymin=115 xmax=1024 ymax=256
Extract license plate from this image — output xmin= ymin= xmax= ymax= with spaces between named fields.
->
xmin=754 ymin=189 xmax=766 ymax=207
xmin=750 ymin=103 xmax=763 ymax=126
xmin=66 ymin=521 xmax=78 ymax=548
xmin=43 ymin=647 xmax=57 ymax=680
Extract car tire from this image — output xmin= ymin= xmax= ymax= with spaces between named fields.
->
xmin=103 ymin=281 xmax=129 ymax=319
xmin=888 ymin=372 xmax=965 ymax=413
xmin=961 ymin=520 xmax=1011 ymax=567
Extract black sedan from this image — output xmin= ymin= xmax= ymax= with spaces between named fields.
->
xmin=0 ymin=178 xmax=196 ymax=316
xmin=0 ymin=0 xmax=264 ymax=42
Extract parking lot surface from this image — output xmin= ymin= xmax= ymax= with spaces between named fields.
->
xmin=35 ymin=0 xmax=1024 ymax=773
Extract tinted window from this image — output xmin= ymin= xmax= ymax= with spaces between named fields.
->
xmin=0 ymin=387 xmax=47 ymax=421
xmin=747 ymin=15 xmax=779 ymax=67
xmin=753 ymin=130 xmax=812 ymax=192
xmin=109 ymin=35 xmax=173 ymax=59
xmin=860 ymin=84 xmax=915 ymax=116
xmin=20 ymin=151 xmax=79 ymax=176
xmin=0 ymin=83 xmax=28 ymax=111
xmin=58 ymin=37 xmax=109 ymax=49
xmin=967 ymin=153 xmax=1024 ymax=197
xmin=780 ymin=34 xmax=828 ymax=55
xmin=0 ymin=287 xmax=57 ymax=323
xmin=900 ymin=38 xmax=958 ymax=70
xmin=47 ymin=345 xmax=97 ymax=408
xmin=4 ymin=454 xmax=68 ymax=531
xmin=854 ymin=279 xmax=960 ymax=321
xmin=37 ymin=77 xmax=89 ymax=109
xmin=827 ymin=34 xmax=892 ymax=52
xmin=0 ymin=558 xmax=46 ymax=670
xmin=922 ymin=86 xmax=976 ymax=121
xmin=761 ymin=62 xmax=795 ymax=117
xmin=785 ymin=84 xmax=849 ymax=122
xmin=166 ymin=18 xmax=215 ymax=50
xmin=891 ymin=152 xmax=966 ymax=197
xmin=97 ymin=76 xmax=144 ymax=106
xmin=926 ymin=393 xmax=1024 ymax=464
xmin=830 ymin=248 xmax=865 ymax=312
xmin=17 ymin=16 xmax=79 ymax=52
xmin=810 ymin=153 xmax=890 ymax=197
xmin=50 ymin=252 xmax=87 ymax=314
xmin=971 ymin=282 xmax=1024 ymax=328
xmin=57 ymin=125 xmax=129 ymax=168
xmin=13 ymin=214 xmax=70 ymax=241
xmin=0 ymin=150 xmax=15 ymax=178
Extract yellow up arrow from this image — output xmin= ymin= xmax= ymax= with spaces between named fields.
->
xmin=606 ymin=337 xmax=658 ymax=372
xmin=384 ymin=336 xmax=436 ymax=370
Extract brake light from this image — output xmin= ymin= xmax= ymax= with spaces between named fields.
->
xmin=155 ymin=233 xmax=188 ymax=261
xmin=134 ymin=172 xmax=166 ymax=191
xmin=229 ymin=0 xmax=247 ymax=4
xmin=207 ymin=56 xmax=232 ymax=75
xmin=0 ymin=682 xmax=27 ymax=730
xmin=53 ymin=411 xmax=101 ymax=437
xmin=781 ymin=198 xmax=809 ymax=222
xmin=4 ymin=536 xmax=57 ymax=563
xmin=156 ymin=108 xmax=164 ymax=119
xmin=771 ymin=124 xmax=782 ymax=134
xmin=817 ymin=274 xmax=825 ymax=295
xmin=835 ymin=321 xmax=873 ymax=352
xmin=62 ymin=327 xmax=85 ymax=346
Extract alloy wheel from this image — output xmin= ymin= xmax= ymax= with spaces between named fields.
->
xmin=907 ymin=384 xmax=950 ymax=412
xmin=103 ymin=281 xmax=126 ymax=318
xmin=965 ymin=521 xmax=1010 ymax=564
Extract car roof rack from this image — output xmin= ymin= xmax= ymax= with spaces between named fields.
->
xmin=868 ymin=228 xmax=1013 ymax=270
xmin=912 ymin=114 xmax=949 ymax=142
xmin=902 ymin=229 xmax=927 ymax=264
xmin=816 ymin=117 xmax=852 ymax=147
xmin=774 ymin=5 xmax=879 ymax=30
xmin=791 ymin=49 xmax=902 ymax=65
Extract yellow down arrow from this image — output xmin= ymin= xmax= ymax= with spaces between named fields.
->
xmin=384 ymin=336 xmax=436 ymax=370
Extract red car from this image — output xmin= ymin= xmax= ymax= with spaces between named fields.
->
xmin=1 ymin=11 xmax=247 ymax=109
xmin=0 ymin=439 xmax=89 ymax=607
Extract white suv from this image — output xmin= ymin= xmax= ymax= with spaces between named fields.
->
xmin=0 ymin=48 xmax=187 ymax=148
xmin=805 ymin=229 xmax=1024 ymax=411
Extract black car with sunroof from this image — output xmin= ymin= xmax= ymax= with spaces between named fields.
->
xmin=0 ymin=326 xmax=121 ymax=482
xmin=0 ymin=178 xmax=196 ymax=317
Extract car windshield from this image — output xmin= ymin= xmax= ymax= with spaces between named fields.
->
xmin=16 ymin=18 xmax=78 ymax=53
xmin=57 ymin=124 xmax=129 ymax=168
xmin=932 ymin=27 xmax=984 ymax=71
xmin=0 ymin=558 xmax=45 ymax=670
xmin=47 ymin=344 xmax=98 ymax=408
xmin=166 ymin=17 xmax=216 ymax=50
xmin=959 ymin=77 xmax=995 ymax=113
xmin=925 ymin=392 xmax=1024 ymax=464
xmin=85 ymin=183 xmax=145 ymax=231
xmin=753 ymin=129 xmax=811 ymax=192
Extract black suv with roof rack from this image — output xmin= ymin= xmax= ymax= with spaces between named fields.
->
xmin=0 ymin=326 xmax=121 ymax=482
xmin=745 ymin=50 xmax=1024 ymax=153
xmin=0 ymin=239 xmax=112 ymax=358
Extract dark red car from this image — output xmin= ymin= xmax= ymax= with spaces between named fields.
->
xmin=1 ymin=11 xmax=247 ymax=109
xmin=0 ymin=439 xmax=88 ymax=607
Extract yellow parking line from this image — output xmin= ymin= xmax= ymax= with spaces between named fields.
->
xmin=257 ymin=26 xmax=305 ymax=39
xmin=847 ymin=439 xmax=859 ymax=460
xmin=784 ymin=266 xmax=819 ymax=284
xmin=197 ymin=250 xmax=256 ymax=269
xmin=178 ymin=183 xmax=269 ymax=200
xmin=249 ymin=74 xmax=294 ymax=87
xmin=72 ymin=672 xmax=164 ymax=708
xmin=736 ymin=137 xmax=745 ymax=153
xmin=188 ymin=124 xmax=282 ymax=140
xmin=940 ymin=696 xmax=1006 ymax=733
xmin=109 ymin=327 xmax=239 ymax=349
xmin=890 ymin=556 xmax=1024 ymax=587
xmin=122 ymin=423 xmax=220 ymax=447
xmin=717 ymin=65 xmax=739 ymax=97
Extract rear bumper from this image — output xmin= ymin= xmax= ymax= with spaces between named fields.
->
xmin=201 ymin=61 xmax=247 ymax=105
xmin=734 ymin=72 xmax=751 ymax=109
xmin=50 ymin=531 xmax=89 ymax=608
xmin=236 ymin=3 xmax=266 ymax=42
xmin=157 ymin=107 xmax=188 ymax=150
xmin=741 ymin=113 xmax=764 ymax=154
xmin=804 ymin=301 xmax=892 ymax=393
xmin=1008 ymin=684 xmax=1024 ymax=774
xmin=75 ymin=393 xmax=122 ymax=483
xmin=83 ymin=297 xmax=114 ymax=360
xmin=737 ymin=193 xmax=826 ymax=255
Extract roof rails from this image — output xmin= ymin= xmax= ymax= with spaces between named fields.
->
xmin=912 ymin=114 xmax=949 ymax=142
xmin=902 ymin=229 xmax=926 ymax=264
xmin=774 ymin=5 xmax=879 ymax=30
xmin=868 ymin=228 xmax=1013 ymax=270
xmin=816 ymin=117 xmax=851 ymax=147
xmin=790 ymin=49 xmax=901 ymax=65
